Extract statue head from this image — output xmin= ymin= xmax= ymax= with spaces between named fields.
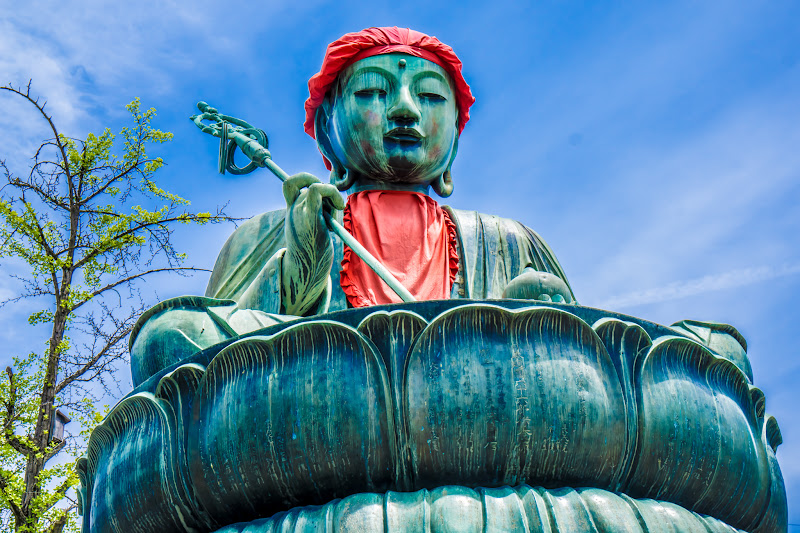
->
xmin=304 ymin=27 xmax=475 ymax=197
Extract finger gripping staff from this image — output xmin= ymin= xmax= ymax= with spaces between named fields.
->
xmin=190 ymin=101 xmax=416 ymax=303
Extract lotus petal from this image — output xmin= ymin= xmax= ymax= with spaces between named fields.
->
xmin=404 ymin=304 xmax=628 ymax=489
xmin=83 ymin=384 xmax=204 ymax=532
xmin=189 ymin=320 xmax=394 ymax=525
xmin=210 ymin=484 xmax=745 ymax=532
xmin=628 ymin=336 xmax=771 ymax=530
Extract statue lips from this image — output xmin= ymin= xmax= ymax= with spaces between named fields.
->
xmin=384 ymin=127 xmax=424 ymax=145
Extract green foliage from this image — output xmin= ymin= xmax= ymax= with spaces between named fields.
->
xmin=0 ymin=353 xmax=89 ymax=533
xmin=0 ymin=84 xmax=229 ymax=532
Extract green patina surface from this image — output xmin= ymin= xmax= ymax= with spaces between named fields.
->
xmin=79 ymin=301 xmax=786 ymax=532
xmin=212 ymin=485 xmax=751 ymax=533
xmin=77 ymin=48 xmax=787 ymax=532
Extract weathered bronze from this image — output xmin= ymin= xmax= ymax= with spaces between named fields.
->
xmin=77 ymin=29 xmax=787 ymax=533
xmin=191 ymin=102 xmax=415 ymax=303
xmin=78 ymin=302 xmax=785 ymax=532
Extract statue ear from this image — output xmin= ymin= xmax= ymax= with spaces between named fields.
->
xmin=315 ymin=97 xmax=354 ymax=191
xmin=432 ymin=134 xmax=458 ymax=198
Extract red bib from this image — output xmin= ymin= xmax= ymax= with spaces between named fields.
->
xmin=340 ymin=190 xmax=459 ymax=307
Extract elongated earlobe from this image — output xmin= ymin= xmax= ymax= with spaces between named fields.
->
xmin=315 ymin=98 xmax=354 ymax=191
xmin=432 ymin=134 xmax=458 ymax=198
xmin=329 ymin=165 xmax=353 ymax=190
xmin=433 ymin=170 xmax=454 ymax=197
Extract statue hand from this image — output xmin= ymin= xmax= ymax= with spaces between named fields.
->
xmin=502 ymin=268 xmax=574 ymax=303
xmin=283 ymin=172 xmax=345 ymax=236
xmin=281 ymin=173 xmax=345 ymax=315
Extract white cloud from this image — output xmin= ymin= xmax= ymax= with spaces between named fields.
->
xmin=0 ymin=0 xmax=332 ymax=168
xmin=1 ymin=0 xmax=326 ymax=94
xmin=0 ymin=20 xmax=82 ymax=125
xmin=597 ymin=263 xmax=800 ymax=310
xmin=561 ymin=80 xmax=800 ymax=307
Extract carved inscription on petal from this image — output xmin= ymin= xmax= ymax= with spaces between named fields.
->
xmin=404 ymin=304 xmax=628 ymax=490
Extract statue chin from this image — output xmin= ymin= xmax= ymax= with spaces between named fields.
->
xmin=339 ymin=148 xmax=450 ymax=190
xmin=347 ymin=171 xmax=438 ymax=193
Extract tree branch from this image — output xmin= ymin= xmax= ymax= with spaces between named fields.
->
xmin=1 ymin=83 xmax=73 ymax=185
xmin=0 ymin=471 xmax=24 ymax=525
xmin=68 ymin=266 xmax=211 ymax=314
xmin=77 ymin=160 xmax=144 ymax=206
xmin=10 ymin=175 xmax=70 ymax=211
xmin=47 ymin=503 xmax=76 ymax=533
xmin=18 ymin=188 xmax=59 ymax=262
xmin=72 ymin=213 xmax=223 ymax=270
xmin=43 ymin=439 xmax=67 ymax=463
xmin=2 ymin=367 xmax=36 ymax=455
xmin=54 ymin=325 xmax=130 ymax=395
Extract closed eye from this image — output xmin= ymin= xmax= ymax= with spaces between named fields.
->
xmin=419 ymin=92 xmax=446 ymax=101
xmin=354 ymin=89 xmax=387 ymax=97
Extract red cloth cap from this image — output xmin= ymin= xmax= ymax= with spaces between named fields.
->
xmin=304 ymin=27 xmax=475 ymax=160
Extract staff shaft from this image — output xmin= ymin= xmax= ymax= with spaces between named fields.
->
xmin=261 ymin=158 xmax=417 ymax=303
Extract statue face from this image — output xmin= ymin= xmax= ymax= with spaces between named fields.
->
xmin=327 ymin=54 xmax=458 ymax=187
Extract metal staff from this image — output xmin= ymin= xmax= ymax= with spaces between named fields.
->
xmin=191 ymin=101 xmax=416 ymax=303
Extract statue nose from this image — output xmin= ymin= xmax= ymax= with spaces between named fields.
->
xmin=388 ymin=87 xmax=421 ymax=124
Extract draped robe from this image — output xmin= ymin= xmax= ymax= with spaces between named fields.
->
xmin=204 ymin=206 xmax=576 ymax=314
xmin=129 ymin=205 xmax=576 ymax=385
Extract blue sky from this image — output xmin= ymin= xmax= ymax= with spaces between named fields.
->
xmin=1 ymin=0 xmax=799 ymax=525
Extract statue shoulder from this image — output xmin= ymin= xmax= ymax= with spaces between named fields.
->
xmin=444 ymin=206 xmax=576 ymax=302
xmin=444 ymin=207 xmax=552 ymax=248
xmin=205 ymin=209 xmax=287 ymax=300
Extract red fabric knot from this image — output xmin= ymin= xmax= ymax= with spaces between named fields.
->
xmin=305 ymin=27 xmax=475 ymax=170
xmin=340 ymin=190 xmax=459 ymax=307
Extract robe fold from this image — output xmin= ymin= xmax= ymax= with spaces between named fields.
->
xmin=130 ymin=205 xmax=576 ymax=385
xmin=204 ymin=206 xmax=576 ymax=315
